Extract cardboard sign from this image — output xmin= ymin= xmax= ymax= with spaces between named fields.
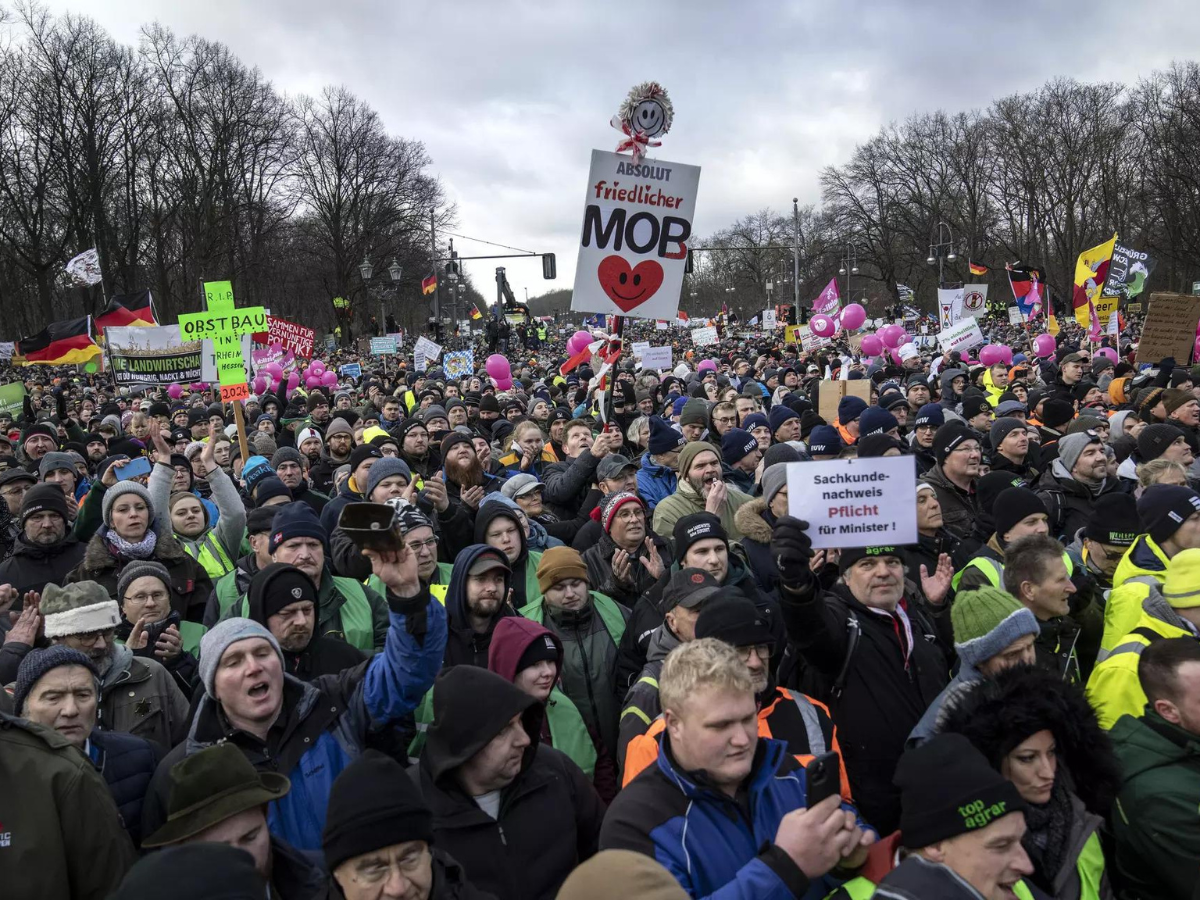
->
xmin=370 ymin=337 xmax=397 ymax=355
xmin=1138 ymin=293 xmax=1200 ymax=364
xmin=570 ymin=150 xmax=701 ymax=321
xmin=201 ymin=335 xmax=251 ymax=384
xmin=786 ymin=456 xmax=917 ymax=549
xmin=816 ymin=379 xmax=870 ymax=425
xmin=937 ymin=317 xmax=985 ymax=354
xmin=690 ymin=326 xmax=718 ymax=345
xmin=413 ymin=336 xmax=442 ymax=362
xmin=267 ymin=316 xmax=315 ymax=358
xmin=639 ymin=346 xmax=672 ymax=369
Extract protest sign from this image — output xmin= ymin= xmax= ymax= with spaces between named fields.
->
xmin=639 ymin=346 xmax=672 ymax=369
xmin=249 ymin=346 xmax=297 ymax=377
xmin=443 ymin=349 xmax=475 ymax=379
xmin=413 ymin=335 xmax=442 ymax=363
xmin=201 ymin=335 xmax=251 ymax=384
xmin=799 ymin=326 xmax=830 ymax=352
xmin=816 ymin=379 xmax=870 ymax=425
xmin=961 ymin=285 xmax=988 ymax=319
xmin=325 ymin=335 xmax=337 ymax=354
xmin=339 ymin=363 xmax=362 ymax=379
xmin=762 ymin=309 xmax=777 ymax=330
xmin=266 ymin=316 xmax=315 ymax=358
xmin=1007 ymin=306 xmax=1023 ymax=326
xmin=186 ymin=282 xmax=263 ymax=391
xmin=937 ymin=316 xmax=985 ymax=354
xmin=1138 ymin=293 xmax=1200 ymax=364
xmin=107 ymin=325 xmax=203 ymax=387
xmin=786 ymin=456 xmax=917 ymax=549
xmin=0 ymin=382 xmax=25 ymax=419
xmin=570 ymin=150 xmax=701 ymax=321
xmin=370 ymin=337 xmax=397 ymax=355
xmin=691 ymin=326 xmax=718 ymax=345
xmin=812 ymin=279 xmax=840 ymax=316
xmin=938 ymin=287 xmax=963 ymax=326
xmin=630 ymin=341 xmax=651 ymax=359
xmin=655 ymin=320 xmax=670 ymax=330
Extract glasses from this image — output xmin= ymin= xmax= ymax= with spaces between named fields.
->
xmin=126 ymin=591 xmax=168 ymax=604
xmin=738 ymin=644 xmax=772 ymax=663
xmin=951 ymin=444 xmax=982 ymax=455
xmin=713 ymin=416 xmax=737 ymax=426
xmin=407 ymin=536 xmax=438 ymax=552
xmin=0 ymin=484 xmax=30 ymax=498
xmin=75 ymin=628 xmax=116 ymax=645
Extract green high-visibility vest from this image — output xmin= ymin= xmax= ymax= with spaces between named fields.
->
xmin=544 ymin=689 xmax=596 ymax=778
xmin=182 ymin=531 xmax=235 ymax=580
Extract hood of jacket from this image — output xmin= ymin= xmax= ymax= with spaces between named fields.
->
xmin=645 ymin=621 xmax=682 ymax=663
xmin=639 ymin=450 xmax=675 ymax=478
xmin=421 ymin=665 xmax=543 ymax=787
xmin=938 ymin=368 xmax=966 ymax=403
xmin=487 ymin=615 xmax=563 ymax=683
xmin=444 ymin=543 xmax=513 ymax=631
xmin=1110 ymin=708 xmax=1200 ymax=782
xmin=734 ymin=497 xmax=773 ymax=544
xmin=472 ymin=499 xmax=528 ymax=565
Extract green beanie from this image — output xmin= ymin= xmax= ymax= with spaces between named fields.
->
xmin=951 ymin=587 xmax=1040 ymax=674
xmin=678 ymin=441 xmax=721 ymax=479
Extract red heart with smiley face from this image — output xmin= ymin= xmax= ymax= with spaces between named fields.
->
xmin=597 ymin=256 xmax=664 ymax=312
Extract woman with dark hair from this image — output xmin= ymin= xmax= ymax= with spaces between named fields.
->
xmin=939 ymin=664 xmax=1120 ymax=900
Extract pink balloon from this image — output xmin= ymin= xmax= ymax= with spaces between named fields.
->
xmin=1095 ymin=347 xmax=1118 ymax=363
xmin=889 ymin=348 xmax=903 ymax=365
xmin=310 ymin=360 xmax=326 ymax=376
xmin=567 ymin=331 xmax=592 ymax=355
xmin=167 ymin=384 xmax=182 ymax=399
xmin=697 ymin=359 xmax=717 ymax=373
xmin=997 ymin=345 xmax=1013 ymax=366
xmin=321 ymin=370 xmax=337 ymax=387
xmin=860 ymin=334 xmax=884 ymax=356
xmin=897 ymin=331 xmax=912 ymax=346
xmin=304 ymin=375 xmax=320 ymax=389
xmin=839 ymin=303 xmax=866 ymax=331
xmin=494 ymin=376 xmax=513 ymax=391
xmin=485 ymin=354 xmax=511 ymax=380
xmin=1033 ymin=333 xmax=1057 ymax=358
xmin=285 ymin=372 xmax=300 ymax=396
xmin=979 ymin=345 xmax=1004 ymax=367
xmin=251 ymin=375 xmax=266 ymax=395
xmin=810 ymin=314 xmax=836 ymax=338
xmin=879 ymin=325 xmax=904 ymax=349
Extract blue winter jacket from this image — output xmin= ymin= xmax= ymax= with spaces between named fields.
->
xmin=637 ymin=451 xmax=677 ymax=513
xmin=146 ymin=587 xmax=447 ymax=851
xmin=89 ymin=728 xmax=159 ymax=846
xmin=601 ymin=735 xmax=872 ymax=899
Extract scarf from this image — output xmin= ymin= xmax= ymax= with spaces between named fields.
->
xmin=105 ymin=525 xmax=158 ymax=561
xmin=1021 ymin=777 xmax=1074 ymax=891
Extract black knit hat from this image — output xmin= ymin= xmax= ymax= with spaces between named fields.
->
xmin=20 ymin=483 xmax=69 ymax=525
xmin=1041 ymin=398 xmax=1075 ymax=430
xmin=673 ymin=513 xmax=727 ymax=560
xmin=323 ymin=749 xmax=434 ymax=872
xmin=247 ymin=505 xmax=279 ymax=536
xmin=441 ymin=430 xmax=474 ymax=463
xmin=695 ymin=597 xmax=773 ymax=648
xmin=1137 ymin=423 xmax=1186 ymax=463
xmin=1084 ymin=493 xmax=1140 ymax=547
xmin=992 ymin=487 xmax=1047 ymax=544
xmin=254 ymin=476 xmax=292 ymax=506
xmin=13 ymin=645 xmax=97 ymax=715
xmin=932 ymin=423 xmax=977 ymax=464
xmin=1137 ymin=484 xmax=1200 ymax=544
xmin=838 ymin=545 xmax=904 ymax=573
xmin=516 ymin=633 xmax=560 ymax=674
xmin=248 ymin=562 xmax=317 ymax=623
xmin=349 ymin=444 xmax=383 ymax=472
xmin=268 ymin=502 xmax=327 ymax=554
xmin=894 ymin=733 xmax=1027 ymax=849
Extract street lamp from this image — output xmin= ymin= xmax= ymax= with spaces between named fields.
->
xmin=839 ymin=245 xmax=859 ymax=303
xmin=358 ymin=257 xmax=373 ymax=282
xmin=358 ymin=256 xmax=401 ymax=335
xmin=388 ymin=258 xmax=402 ymax=283
xmin=927 ymin=222 xmax=960 ymax=286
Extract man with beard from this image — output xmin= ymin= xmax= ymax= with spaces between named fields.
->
xmin=651 ymin=441 xmax=754 ymax=542
xmin=1032 ymin=430 xmax=1119 ymax=541
xmin=619 ymin=597 xmax=848 ymax=796
xmin=84 ymin=432 xmax=109 ymax=468
xmin=271 ymin=447 xmax=330 ymax=514
xmin=309 ymin=417 xmax=354 ymax=496
xmin=441 ymin=544 xmax=517 ymax=667
xmin=0 ymin=581 xmax=191 ymax=750
xmin=0 ymin=467 xmax=35 ymax=560
xmin=398 ymin=419 xmax=438 ymax=480
xmin=906 ymin=373 xmax=931 ymax=418
xmin=295 ymin=426 xmax=324 ymax=471
xmin=440 ymin=431 xmax=504 ymax=514
xmin=0 ymin=484 xmax=87 ymax=598
xmin=245 ymin=562 xmax=365 ymax=681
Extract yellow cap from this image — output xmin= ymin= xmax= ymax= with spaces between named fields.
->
xmin=1163 ymin=548 xmax=1200 ymax=609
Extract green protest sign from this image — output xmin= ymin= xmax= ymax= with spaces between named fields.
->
xmin=0 ymin=383 xmax=26 ymax=419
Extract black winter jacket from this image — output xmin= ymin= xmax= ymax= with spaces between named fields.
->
xmin=90 ymin=728 xmax=160 ymax=847
xmin=778 ymin=580 xmax=948 ymax=835
xmin=0 ymin=532 xmax=87 ymax=599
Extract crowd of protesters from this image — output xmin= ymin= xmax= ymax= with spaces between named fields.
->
xmin=0 ymin=306 xmax=1198 ymax=900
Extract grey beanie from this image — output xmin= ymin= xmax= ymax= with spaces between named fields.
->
xmin=13 ymin=646 xmax=98 ymax=715
xmin=364 ymin=457 xmax=413 ymax=500
xmin=116 ymin=560 xmax=172 ymax=603
xmin=198 ymin=618 xmax=284 ymax=697
xmin=101 ymin=480 xmax=155 ymax=528
xmin=325 ymin=418 xmax=353 ymax=439
xmin=761 ymin=465 xmax=789 ymax=506
xmin=1057 ymin=431 xmax=1100 ymax=475
xmin=38 ymin=451 xmax=77 ymax=480
xmin=988 ymin=417 xmax=1026 ymax=451
xmin=271 ymin=447 xmax=304 ymax=469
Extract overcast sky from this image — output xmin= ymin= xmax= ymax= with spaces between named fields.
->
xmin=36 ymin=0 xmax=1200 ymax=300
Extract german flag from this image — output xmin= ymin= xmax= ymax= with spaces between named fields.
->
xmin=421 ymin=274 xmax=437 ymax=296
xmin=19 ymin=316 xmax=101 ymax=364
xmin=95 ymin=290 xmax=156 ymax=336
xmin=969 ymin=260 xmax=989 ymax=277
xmin=469 ymin=305 xmax=483 ymax=320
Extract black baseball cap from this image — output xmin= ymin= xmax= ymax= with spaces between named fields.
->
xmin=662 ymin=568 xmax=722 ymax=610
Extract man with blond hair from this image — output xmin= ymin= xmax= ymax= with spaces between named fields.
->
xmin=602 ymin=638 xmax=874 ymax=899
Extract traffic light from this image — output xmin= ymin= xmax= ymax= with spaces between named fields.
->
xmin=542 ymin=254 xmax=557 ymax=280
xmin=686 ymin=249 xmax=694 ymax=274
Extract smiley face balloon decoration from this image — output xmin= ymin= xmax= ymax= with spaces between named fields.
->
xmin=610 ymin=82 xmax=674 ymax=164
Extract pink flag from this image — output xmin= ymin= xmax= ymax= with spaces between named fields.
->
xmin=812 ymin=278 xmax=841 ymax=316
xmin=1193 ymin=320 xmax=1200 ymax=365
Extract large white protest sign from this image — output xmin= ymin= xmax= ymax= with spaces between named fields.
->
xmin=786 ymin=456 xmax=917 ymax=549
xmin=937 ymin=316 xmax=985 ymax=354
xmin=413 ymin=335 xmax=442 ymax=362
xmin=570 ymin=150 xmax=701 ymax=321
xmin=655 ymin=320 xmax=670 ymax=330
xmin=762 ymin=309 xmax=777 ymax=330
xmin=961 ymin=284 xmax=989 ymax=319
xmin=639 ymin=346 xmax=672 ymax=369
xmin=691 ymin=326 xmax=718 ymax=345
xmin=630 ymin=341 xmax=651 ymax=359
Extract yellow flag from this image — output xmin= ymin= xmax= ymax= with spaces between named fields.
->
xmin=1072 ymin=235 xmax=1117 ymax=328
xmin=1047 ymin=314 xmax=1060 ymax=336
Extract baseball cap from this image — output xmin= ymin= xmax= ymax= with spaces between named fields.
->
xmin=468 ymin=552 xmax=511 ymax=577
xmin=501 ymin=473 xmax=543 ymax=499
xmin=596 ymin=453 xmax=638 ymax=481
xmin=662 ymin=568 xmax=722 ymax=610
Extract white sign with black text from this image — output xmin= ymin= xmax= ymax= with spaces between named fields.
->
xmin=785 ymin=456 xmax=917 ymax=549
